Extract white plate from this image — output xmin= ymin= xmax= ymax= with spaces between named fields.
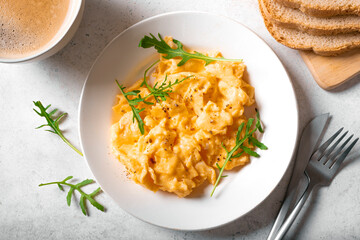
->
xmin=79 ymin=12 xmax=298 ymax=231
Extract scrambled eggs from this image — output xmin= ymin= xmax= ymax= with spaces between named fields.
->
xmin=111 ymin=37 xmax=255 ymax=197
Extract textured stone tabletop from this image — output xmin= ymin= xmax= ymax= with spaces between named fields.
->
xmin=1 ymin=0 xmax=360 ymax=239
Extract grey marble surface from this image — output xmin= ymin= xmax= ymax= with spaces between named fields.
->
xmin=1 ymin=0 xmax=360 ymax=239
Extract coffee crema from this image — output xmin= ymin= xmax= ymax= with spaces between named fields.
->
xmin=0 ymin=0 xmax=70 ymax=59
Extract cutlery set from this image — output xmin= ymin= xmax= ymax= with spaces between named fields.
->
xmin=268 ymin=114 xmax=359 ymax=239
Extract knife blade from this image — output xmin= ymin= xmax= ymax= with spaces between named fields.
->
xmin=267 ymin=113 xmax=330 ymax=240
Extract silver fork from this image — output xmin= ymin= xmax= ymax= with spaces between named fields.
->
xmin=274 ymin=128 xmax=359 ymax=240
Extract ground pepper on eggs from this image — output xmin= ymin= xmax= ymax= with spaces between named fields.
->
xmin=111 ymin=38 xmax=255 ymax=197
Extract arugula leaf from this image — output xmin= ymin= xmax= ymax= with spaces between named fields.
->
xmin=116 ymin=81 xmax=148 ymax=134
xmin=210 ymin=113 xmax=268 ymax=197
xmin=236 ymin=122 xmax=245 ymax=142
xmin=141 ymin=60 xmax=194 ymax=102
xmin=39 ymin=176 xmax=105 ymax=216
xmin=33 ymin=101 xmax=83 ymax=156
xmin=240 ymin=145 xmax=260 ymax=157
xmin=139 ymin=33 xmax=242 ymax=66
xmin=150 ymin=74 xmax=193 ymax=102
xmin=249 ymin=136 xmax=268 ymax=150
xmin=140 ymin=60 xmax=160 ymax=90
xmin=255 ymin=108 xmax=264 ymax=133
xmin=116 ymin=62 xmax=193 ymax=134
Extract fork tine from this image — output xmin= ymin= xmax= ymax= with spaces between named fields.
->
xmin=326 ymin=134 xmax=353 ymax=167
xmin=321 ymin=131 xmax=348 ymax=165
xmin=330 ymin=137 xmax=359 ymax=171
xmin=310 ymin=128 xmax=343 ymax=162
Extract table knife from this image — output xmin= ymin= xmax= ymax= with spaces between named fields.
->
xmin=267 ymin=113 xmax=330 ymax=240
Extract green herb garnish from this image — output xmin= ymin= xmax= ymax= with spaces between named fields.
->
xmin=139 ymin=33 xmax=242 ymax=66
xmin=140 ymin=60 xmax=193 ymax=102
xmin=211 ymin=110 xmax=267 ymax=197
xmin=116 ymin=62 xmax=193 ymax=134
xmin=116 ymin=81 xmax=149 ymax=135
xmin=33 ymin=101 xmax=83 ymax=156
xmin=39 ymin=176 xmax=104 ymax=216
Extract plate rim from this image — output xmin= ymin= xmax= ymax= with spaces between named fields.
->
xmin=78 ymin=10 xmax=299 ymax=231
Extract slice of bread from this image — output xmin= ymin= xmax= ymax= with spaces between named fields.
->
xmin=263 ymin=0 xmax=360 ymax=35
xmin=276 ymin=0 xmax=360 ymax=17
xmin=259 ymin=0 xmax=360 ymax=55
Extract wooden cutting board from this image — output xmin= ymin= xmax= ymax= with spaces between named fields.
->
xmin=300 ymin=50 xmax=360 ymax=90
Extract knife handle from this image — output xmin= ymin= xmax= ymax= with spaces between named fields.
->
xmin=267 ymin=175 xmax=307 ymax=240
xmin=273 ymin=174 xmax=313 ymax=240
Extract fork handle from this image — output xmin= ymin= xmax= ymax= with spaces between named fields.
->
xmin=274 ymin=173 xmax=313 ymax=240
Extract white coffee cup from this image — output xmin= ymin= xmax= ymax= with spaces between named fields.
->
xmin=0 ymin=0 xmax=85 ymax=63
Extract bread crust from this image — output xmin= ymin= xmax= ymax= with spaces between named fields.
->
xmin=263 ymin=0 xmax=360 ymax=35
xmin=259 ymin=0 xmax=360 ymax=56
xmin=275 ymin=0 xmax=360 ymax=17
